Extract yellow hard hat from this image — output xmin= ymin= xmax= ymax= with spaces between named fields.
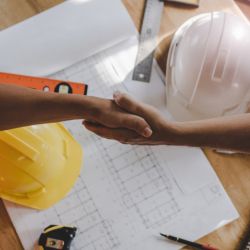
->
xmin=0 ymin=123 xmax=82 ymax=210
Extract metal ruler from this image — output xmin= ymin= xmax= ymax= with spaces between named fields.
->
xmin=132 ymin=0 xmax=164 ymax=83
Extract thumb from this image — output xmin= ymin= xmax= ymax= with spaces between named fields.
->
xmin=113 ymin=91 xmax=147 ymax=116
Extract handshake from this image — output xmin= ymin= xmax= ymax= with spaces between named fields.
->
xmin=1 ymin=83 xmax=249 ymax=153
xmin=82 ymin=91 xmax=250 ymax=153
xmin=82 ymin=91 xmax=179 ymax=146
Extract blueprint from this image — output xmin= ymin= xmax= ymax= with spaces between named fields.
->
xmin=4 ymin=38 xmax=238 ymax=250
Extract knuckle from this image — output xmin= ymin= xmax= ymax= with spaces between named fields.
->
xmin=133 ymin=117 xmax=146 ymax=131
xmin=117 ymin=93 xmax=128 ymax=104
xmin=133 ymin=119 xmax=141 ymax=131
xmin=133 ymin=105 xmax=140 ymax=114
xmin=117 ymin=95 xmax=124 ymax=104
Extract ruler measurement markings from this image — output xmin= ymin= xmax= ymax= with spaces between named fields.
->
xmin=132 ymin=0 xmax=164 ymax=83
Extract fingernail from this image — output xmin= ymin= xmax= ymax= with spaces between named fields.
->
xmin=143 ymin=127 xmax=152 ymax=137
xmin=113 ymin=90 xmax=121 ymax=100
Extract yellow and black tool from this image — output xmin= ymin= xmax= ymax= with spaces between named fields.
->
xmin=38 ymin=225 xmax=77 ymax=250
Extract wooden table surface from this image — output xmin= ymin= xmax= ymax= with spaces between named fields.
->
xmin=0 ymin=0 xmax=250 ymax=249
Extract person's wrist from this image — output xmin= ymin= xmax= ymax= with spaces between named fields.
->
xmin=49 ymin=93 xmax=92 ymax=120
xmin=161 ymin=121 xmax=187 ymax=146
xmin=79 ymin=96 xmax=104 ymax=120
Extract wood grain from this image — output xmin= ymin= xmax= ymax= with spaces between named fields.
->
xmin=0 ymin=199 xmax=23 ymax=250
xmin=0 ymin=1 xmax=249 ymax=250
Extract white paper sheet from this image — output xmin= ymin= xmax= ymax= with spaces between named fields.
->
xmin=4 ymin=38 xmax=238 ymax=250
xmin=0 ymin=0 xmax=136 ymax=76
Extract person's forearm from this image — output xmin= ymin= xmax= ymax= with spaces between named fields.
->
xmin=0 ymin=84 xmax=94 ymax=130
xmin=169 ymin=114 xmax=250 ymax=153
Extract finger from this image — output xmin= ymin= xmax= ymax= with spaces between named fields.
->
xmin=83 ymin=121 xmax=145 ymax=143
xmin=113 ymin=91 xmax=143 ymax=114
xmin=113 ymin=91 xmax=154 ymax=117
xmin=84 ymin=112 xmax=153 ymax=138
xmin=119 ymin=114 xmax=152 ymax=137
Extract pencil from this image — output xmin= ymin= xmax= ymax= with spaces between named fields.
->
xmin=160 ymin=233 xmax=219 ymax=250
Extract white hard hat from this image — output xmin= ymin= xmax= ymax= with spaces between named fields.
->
xmin=166 ymin=12 xmax=250 ymax=121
